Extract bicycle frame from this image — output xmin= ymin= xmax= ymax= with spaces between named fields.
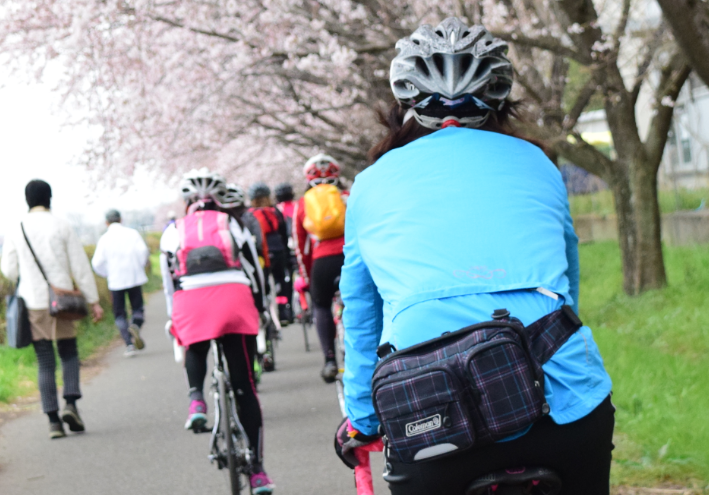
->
xmin=333 ymin=292 xmax=347 ymax=416
xmin=207 ymin=340 xmax=252 ymax=475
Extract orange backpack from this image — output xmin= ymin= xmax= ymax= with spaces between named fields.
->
xmin=303 ymin=184 xmax=346 ymax=240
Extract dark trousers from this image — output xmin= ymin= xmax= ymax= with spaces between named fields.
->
xmin=310 ymin=254 xmax=344 ymax=361
xmin=269 ymin=250 xmax=293 ymax=306
xmin=33 ymin=339 xmax=81 ymax=413
xmin=386 ymin=395 xmax=615 ymax=495
xmin=111 ymin=286 xmax=145 ymax=346
xmin=185 ymin=334 xmax=264 ymax=468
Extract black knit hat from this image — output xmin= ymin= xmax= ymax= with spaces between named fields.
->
xmin=25 ymin=180 xmax=52 ymax=209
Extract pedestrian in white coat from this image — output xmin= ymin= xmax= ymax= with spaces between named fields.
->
xmin=1 ymin=180 xmax=103 ymax=439
xmin=92 ymin=209 xmax=150 ymax=357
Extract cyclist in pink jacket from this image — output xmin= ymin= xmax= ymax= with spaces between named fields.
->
xmin=160 ymin=168 xmax=274 ymax=494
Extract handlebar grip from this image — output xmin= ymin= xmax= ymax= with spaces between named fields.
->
xmin=353 ymin=439 xmax=385 ymax=495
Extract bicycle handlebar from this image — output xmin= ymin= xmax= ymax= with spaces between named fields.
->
xmin=353 ymin=439 xmax=384 ymax=495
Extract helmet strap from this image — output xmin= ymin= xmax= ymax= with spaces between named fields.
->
xmin=187 ymin=200 xmax=205 ymax=215
xmin=403 ymin=108 xmax=417 ymax=124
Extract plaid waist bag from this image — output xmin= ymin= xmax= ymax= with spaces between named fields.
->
xmin=371 ymin=305 xmax=582 ymax=464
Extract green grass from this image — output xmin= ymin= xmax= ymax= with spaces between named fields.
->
xmin=580 ymin=242 xmax=709 ymax=488
xmin=0 ymin=244 xmax=163 ymax=406
xmin=571 ymin=188 xmax=709 ymax=217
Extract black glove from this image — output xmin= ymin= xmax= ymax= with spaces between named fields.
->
xmin=334 ymin=417 xmax=381 ymax=469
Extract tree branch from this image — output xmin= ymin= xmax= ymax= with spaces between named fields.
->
xmin=564 ymin=70 xmax=600 ymax=131
xmin=645 ymin=57 xmax=692 ymax=168
xmin=148 ymin=15 xmax=242 ymax=43
xmin=552 ymin=133 xmax=614 ymax=181
xmin=493 ymin=31 xmax=583 ymax=64
xmin=630 ymin=24 xmax=667 ymax=105
xmin=656 ymin=0 xmax=709 ymax=88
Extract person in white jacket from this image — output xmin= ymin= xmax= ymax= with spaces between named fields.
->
xmin=1 ymin=180 xmax=103 ymax=439
xmin=92 ymin=209 xmax=150 ymax=357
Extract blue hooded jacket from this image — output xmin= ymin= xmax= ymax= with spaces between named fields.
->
xmin=340 ymin=127 xmax=611 ymax=436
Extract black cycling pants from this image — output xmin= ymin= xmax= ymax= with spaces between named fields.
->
xmin=310 ymin=254 xmax=344 ymax=361
xmin=185 ymin=334 xmax=264 ymax=467
xmin=269 ymin=250 xmax=293 ymax=306
xmin=386 ymin=395 xmax=615 ymax=495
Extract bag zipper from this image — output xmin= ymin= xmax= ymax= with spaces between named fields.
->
xmin=373 ymin=321 xmax=513 ymax=374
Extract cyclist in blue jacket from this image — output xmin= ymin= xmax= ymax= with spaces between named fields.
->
xmin=336 ymin=18 xmax=614 ymax=495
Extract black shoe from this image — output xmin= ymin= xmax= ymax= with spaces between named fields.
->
xmin=321 ymin=361 xmax=338 ymax=383
xmin=49 ymin=421 xmax=66 ymax=439
xmin=262 ymin=353 xmax=275 ymax=372
xmin=61 ymin=404 xmax=85 ymax=432
xmin=278 ymin=305 xmax=293 ymax=326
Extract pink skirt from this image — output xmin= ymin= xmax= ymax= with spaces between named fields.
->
xmin=171 ymin=284 xmax=259 ymax=347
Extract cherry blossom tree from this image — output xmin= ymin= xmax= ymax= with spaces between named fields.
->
xmin=478 ymin=0 xmax=689 ymax=295
xmin=0 ymin=0 xmax=690 ymax=294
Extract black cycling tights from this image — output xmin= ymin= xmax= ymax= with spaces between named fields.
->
xmin=269 ymin=250 xmax=293 ymax=307
xmin=386 ymin=395 xmax=615 ymax=495
xmin=185 ymin=334 xmax=264 ymax=470
xmin=310 ymin=254 xmax=344 ymax=363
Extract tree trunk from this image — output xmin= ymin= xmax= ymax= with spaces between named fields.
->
xmin=608 ymin=173 xmax=638 ymax=295
xmin=610 ymin=155 xmax=667 ymax=296
xmin=630 ymin=151 xmax=667 ymax=292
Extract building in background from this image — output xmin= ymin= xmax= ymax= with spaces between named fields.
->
xmin=658 ymin=74 xmax=709 ymax=190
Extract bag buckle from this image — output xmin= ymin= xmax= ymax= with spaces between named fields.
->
xmin=561 ymin=305 xmax=582 ymax=328
xmin=491 ymin=308 xmax=510 ymax=320
xmin=377 ymin=343 xmax=397 ymax=359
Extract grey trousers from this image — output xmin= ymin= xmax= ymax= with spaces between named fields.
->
xmin=32 ymin=339 xmax=81 ymax=414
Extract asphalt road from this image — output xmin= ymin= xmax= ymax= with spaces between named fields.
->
xmin=0 ymin=294 xmax=388 ymax=494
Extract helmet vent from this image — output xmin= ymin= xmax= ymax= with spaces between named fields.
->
xmin=415 ymin=57 xmax=430 ymax=77
xmin=473 ymin=58 xmax=492 ymax=81
xmin=460 ymin=53 xmax=473 ymax=75
xmin=432 ymin=53 xmax=445 ymax=75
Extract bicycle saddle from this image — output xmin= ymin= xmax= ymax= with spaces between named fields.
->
xmin=466 ymin=467 xmax=562 ymax=495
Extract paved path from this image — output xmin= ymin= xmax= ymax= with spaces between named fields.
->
xmin=0 ymin=294 xmax=388 ymax=494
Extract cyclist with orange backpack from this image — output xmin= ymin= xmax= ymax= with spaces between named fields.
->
xmin=293 ymin=154 xmax=348 ymax=383
xmin=160 ymin=169 xmax=274 ymax=494
xmin=248 ymin=182 xmax=293 ymax=325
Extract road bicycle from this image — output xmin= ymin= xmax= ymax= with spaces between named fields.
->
xmin=200 ymin=339 xmax=253 ymax=495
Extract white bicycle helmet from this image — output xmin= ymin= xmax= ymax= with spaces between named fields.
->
xmin=215 ymin=183 xmax=246 ymax=208
xmin=180 ymin=167 xmax=226 ymax=204
xmin=303 ymin=154 xmax=340 ymax=185
xmin=390 ymin=18 xmax=513 ymax=129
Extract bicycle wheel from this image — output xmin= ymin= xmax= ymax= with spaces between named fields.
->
xmin=264 ymin=319 xmax=278 ymax=371
xmin=219 ymin=373 xmax=242 ymax=495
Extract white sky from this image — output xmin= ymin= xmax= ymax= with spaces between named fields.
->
xmin=0 ymin=71 xmax=178 ymax=237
